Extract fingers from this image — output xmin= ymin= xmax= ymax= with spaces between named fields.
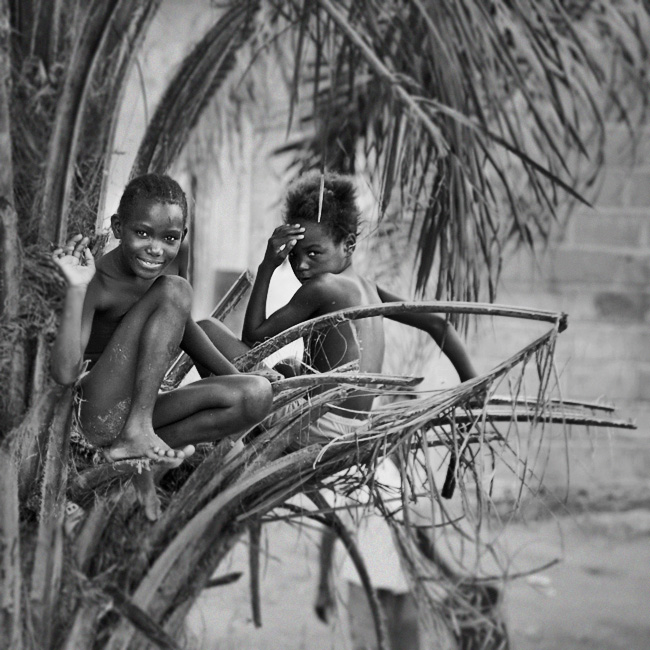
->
xmin=83 ymin=247 xmax=96 ymax=266
xmin=270 ymin=224 xmax=304 ymax=257
xmin=52 ymin=234 xmax=92 ymax=262
xmin=72 ymin=235 xmax=90 ymax=259
xmin=273 ymin=223 xmax=304 ymax=235
xmin=271 ymin=224 xmax=304 ymax=243
xmin=62 ymin=233 xmax=83 ymax=256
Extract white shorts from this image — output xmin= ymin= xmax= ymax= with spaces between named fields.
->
xmin=299 ymin=410 xmax=368 ymax=446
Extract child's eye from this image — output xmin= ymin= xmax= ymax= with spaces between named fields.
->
xmin=307 ymin=251 xmax=319 ymax=258
xmin=136 ymin=230 xmax=148 ymax=238
xmin=165 ymin=235 xmax=179 ymax=242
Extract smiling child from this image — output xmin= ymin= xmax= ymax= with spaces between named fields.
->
xmin=51 ymin=173 xmax=273 ymax=463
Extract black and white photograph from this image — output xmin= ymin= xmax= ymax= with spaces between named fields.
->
xmin=1 ymin=1 xmax=649 ymax=649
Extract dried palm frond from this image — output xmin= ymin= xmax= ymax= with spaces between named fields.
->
xmin=82 ymin=300 xmax=630 ymax=648
xmin=233 ymin=300 xmax=568 ymax=370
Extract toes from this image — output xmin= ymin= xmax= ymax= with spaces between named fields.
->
xmin=149 ymin=446 xmax=169 ymax=459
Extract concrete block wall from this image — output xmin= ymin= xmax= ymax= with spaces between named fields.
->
xmin=468 ymin=121 xmax=650 ymax=500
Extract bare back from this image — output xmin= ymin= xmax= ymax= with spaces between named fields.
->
xmin=303 ymin=267 xmax=385 ymax=416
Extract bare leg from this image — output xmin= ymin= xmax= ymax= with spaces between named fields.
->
xmin=151 ymin=374 xmax=273 ymax=447
xmin=195 ymin=318 xmax=250 ymax=377
xmin=79 ymin=276 xmax=195 ymax=462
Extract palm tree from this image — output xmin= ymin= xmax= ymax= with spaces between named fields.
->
xmin=0 ymin=1 xmax=647 ymax=648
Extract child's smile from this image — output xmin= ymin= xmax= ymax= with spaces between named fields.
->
xmin=112 ymin=199 xmax=185 ymax=279
xmin=288 ymin=222 xmax=350 ymax=282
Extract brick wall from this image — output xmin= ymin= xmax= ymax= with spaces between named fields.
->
xmin=466 ymin=121 xmax=650 ymax=500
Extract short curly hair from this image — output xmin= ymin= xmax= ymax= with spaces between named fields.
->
xmin=283 ymin=171 xmax=360 ymax=243
xmin=117 ymin=174 xmax=188 ymax=223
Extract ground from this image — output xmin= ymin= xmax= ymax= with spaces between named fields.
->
xmin=186 ymin=499 xmax=650 ymax=650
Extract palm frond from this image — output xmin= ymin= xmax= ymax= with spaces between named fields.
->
xmin=0 ymin=448 xmax=22 ymax=649
xmin=130 ymin=2 xmax=260 ymax=178
xmin=233 ymin=300 xmax=566 ymax=370
xmin=246 ymin=0 xmax=650 ymax=299
xmin=37 ymin=1 xmax=128 ymax=243
xmin=29 ymin=390 xmax=72 ymax=646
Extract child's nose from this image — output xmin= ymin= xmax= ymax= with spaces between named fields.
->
xmin=296 ymin=257 xmax=309 ymax=270
xmin=147 ymin=241 xmax=163 ymax=256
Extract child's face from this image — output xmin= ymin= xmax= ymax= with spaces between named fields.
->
xmin=111 ymin=198 xmax=185 ymax=279
xmin=288 ymin=221 xmax=351 ymax=282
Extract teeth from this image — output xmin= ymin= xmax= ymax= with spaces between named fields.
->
xmin=140 ymin=259 xmax=162 ymax=267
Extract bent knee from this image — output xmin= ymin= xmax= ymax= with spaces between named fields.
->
xmin=240 ymin=376 xmax=273 ymax=424
xmin=152 ymin=275 xmax=192 ymax=314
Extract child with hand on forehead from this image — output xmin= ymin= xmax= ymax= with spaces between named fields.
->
xmin=51 ymin=173 xmax=273 ymax=464
xmin=243 ymin=171 xmax=477 ymax=432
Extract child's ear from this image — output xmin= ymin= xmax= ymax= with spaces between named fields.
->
xmin=344 ymin=233 xmax=356 ymax=255
xmin=110 ymin=214 xmax=122 ymax=239
xmin=182 ymin=227 xmax=188 ymax=241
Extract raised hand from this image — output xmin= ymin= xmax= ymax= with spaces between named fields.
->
xmin=52 ymin=234 xmax=96 ymax=287
xmin=263 ymin=224 xmax=305 ymax=268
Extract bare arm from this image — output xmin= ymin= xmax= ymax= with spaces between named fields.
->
xmin=181 ymin=318 xmax=240 ymax=375
xmin=51 ymin=235 xmax=96 ymax=385
xmin=244 ymin=273 xmax=324 ymax=345
xmin=243 ymin=224 xmax=314 ymax=345
xmin=376 ymin=285 xmax=478 ymax=382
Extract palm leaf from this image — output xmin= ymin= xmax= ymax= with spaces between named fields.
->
xmin=35 ymin=0 xmax=161 ymax=243
xmin=37 ymin=1 xmax=128 ymax=243
xmin=244 ymin=0 xmax=650 ymax=299
xmin=0 ymin=448 xmax=22 ymax=649
xmin=29 ymin=390 xmax=72 ymax=646
xmin=130 ymin=2 xmax=260 ymax=177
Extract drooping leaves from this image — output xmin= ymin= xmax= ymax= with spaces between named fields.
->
xmin=131 ymin=1 xmax=260 ymax=178
xmin=243 ymin=0 xmax=650 ymax=299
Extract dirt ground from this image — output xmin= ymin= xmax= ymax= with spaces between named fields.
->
xmin=186 ymin=501 xmax=650 ymax=650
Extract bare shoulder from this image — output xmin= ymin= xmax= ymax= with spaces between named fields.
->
xmin=358 ymin=275 xmax=382 ymax=302
xmin=303 ymin=272 xmax=367 ymax=309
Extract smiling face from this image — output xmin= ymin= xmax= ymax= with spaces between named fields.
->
xmin=111 ymin=197 xmax=185 ymax=279
xmin=288 ymin=221 xmax=353 ymax=283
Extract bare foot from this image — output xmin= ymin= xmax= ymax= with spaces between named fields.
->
xmin=105 ymin=426 xmax=195 ymax=464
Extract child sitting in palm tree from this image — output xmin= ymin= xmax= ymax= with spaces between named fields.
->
xmin=241 ymin=170 xmax=477 ymax=439
xmin=51 ymin=173 xmax=273 ymax=464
